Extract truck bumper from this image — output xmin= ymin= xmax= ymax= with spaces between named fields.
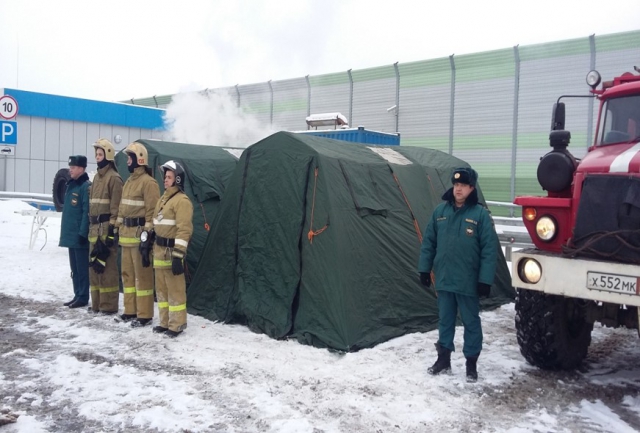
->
xmin=512 ymin=248 xmax=640 ymax=307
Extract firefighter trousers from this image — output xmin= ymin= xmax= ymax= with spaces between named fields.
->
xmin=89 ymin=242 xmax=120 ymax=313
xmin=155 ymin=268 xmax=187 ymax=333
xmin=68 ymin=247 xmax=90 ymax=304
xmin=121 ymin=245 xmax=154 ymax=319
xmin=436 ymin=290 xmax=483 ymax=358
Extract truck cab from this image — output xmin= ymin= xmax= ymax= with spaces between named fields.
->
xmin=512 ymin=68 xmax=640 ymax=370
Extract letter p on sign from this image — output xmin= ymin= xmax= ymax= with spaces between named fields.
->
xmin=1 ymin=121 xmax=17 ymax=145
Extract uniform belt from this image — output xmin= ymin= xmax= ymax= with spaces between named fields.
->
xmin=89 ymin=214 xmax=111 ymax=224
xmin=155 ymin=235 xmax=175 ymax=247
xmin=123 ymin=217 xmax=146 ymax=227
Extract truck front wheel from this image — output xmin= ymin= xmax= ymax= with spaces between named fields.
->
xmin=52 ymin=168 xmax=71 ymax=212
xmin=515 ymin=289 xmax=593 ymax=370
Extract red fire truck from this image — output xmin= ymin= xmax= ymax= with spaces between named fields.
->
xmin=512 ymin=68 xmax=640 ymax=369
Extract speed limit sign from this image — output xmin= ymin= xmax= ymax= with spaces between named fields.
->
xmin=0 ymin=95 xmax=18 ymax=120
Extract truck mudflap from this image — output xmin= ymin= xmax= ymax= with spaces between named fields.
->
xmin=512 ymin=248 xmax=640 ymax=308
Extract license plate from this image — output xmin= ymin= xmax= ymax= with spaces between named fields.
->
xmin=587 ymin=272 xmax=639 ymax=295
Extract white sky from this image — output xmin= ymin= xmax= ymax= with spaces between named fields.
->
xmin=2 ymin=198 xmax=640 ymax=431
xmin=0 ymin=0 xmax=638 ymax=102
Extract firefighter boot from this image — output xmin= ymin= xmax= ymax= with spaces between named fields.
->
xmin=427 ymin=343 xmax=452 ymax=375
xmin=466 ymin=355 xmax=479 ymax=383
xmin=131 ymin=318 xmax=152 ymax=328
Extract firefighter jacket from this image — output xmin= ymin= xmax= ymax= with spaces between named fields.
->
xmin=418 ymin=188 xmax=498 ymax=296
xmin=117 ymin=167 xmax=160 ymax=247
xmin=88 ymin=163 xmax=123 ymax=242
xmin=152 ymin=186 xmax=194 ymax=269
xmin=59 ymin=172 xmax=90 ymax=248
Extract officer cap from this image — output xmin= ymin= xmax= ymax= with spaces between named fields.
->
xmin=451 ymin=167 xmax=478 ymax=187
xmin=68 ymin=155 xmax=87 ymax=168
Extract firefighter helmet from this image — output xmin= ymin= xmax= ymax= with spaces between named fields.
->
xmin=161 ymin=160 xmax=185 ymax=191
xmin=124 ymin=142 xmax=149 ymax=166
xmin=92 ymin=138 xmax=116 ymax=162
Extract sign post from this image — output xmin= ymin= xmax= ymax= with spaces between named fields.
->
xmin=0 ymin=95 xmax=18 ymax=192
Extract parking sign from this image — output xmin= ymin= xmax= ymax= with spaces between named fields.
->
xmin=1 ymin=121 xmax=17 ymax=145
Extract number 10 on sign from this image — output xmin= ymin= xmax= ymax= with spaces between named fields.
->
xmin=0 ymin=95 xmax=18 ymax=120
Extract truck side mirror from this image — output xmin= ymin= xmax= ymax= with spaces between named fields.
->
xmin=551 ymin=103 xmax=565 ymax=131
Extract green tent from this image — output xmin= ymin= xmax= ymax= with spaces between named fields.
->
xmin=115 ymin=139 xmax=242 ymax=280
xmin=187 ymin=132 xmax=514 ymax=351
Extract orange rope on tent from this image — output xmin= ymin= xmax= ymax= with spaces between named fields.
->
xmin=199 ymin=203 xmax=210 ymax=231
xmin=392 ymin=172 xmax=422 ymax=244
xmin=307 ymin=167 xmax=328 ymax=244
xmin=426 ymin=173 xmax=438 ymax=205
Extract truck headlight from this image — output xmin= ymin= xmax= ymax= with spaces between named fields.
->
xmin=536 ymin=216 xmax=557 ymax=241
xmin=518 ymin=258 xmax=542 ymax=284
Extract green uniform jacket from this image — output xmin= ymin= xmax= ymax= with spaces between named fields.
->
xmin=59 ymin=172 xmax=90 ymax=248
xmin=117 ymin=167 xmax=160 ymax=247
xmin=88 ymin=163 xmax=123 ymax=242
xmin=152 ymin=186 xmax=194 ymax=269
xmin=418 ymin=188 xmax=498 ymax=296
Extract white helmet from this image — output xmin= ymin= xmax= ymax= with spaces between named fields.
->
xmin=161 ymin=160 xmax=185 ymax=191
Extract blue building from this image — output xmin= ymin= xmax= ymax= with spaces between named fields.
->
xmin=0 ymin=88 xmax=165 ymax=193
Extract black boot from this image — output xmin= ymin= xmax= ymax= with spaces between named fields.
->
xmin=165 ymin=329 xmax=183 ymax=338
xmin=428 ymin=343 xmax=452 ymax=375
xmin=466 ymin=356 xmax=479 ymax=383
xmin=131 ymin=318 xmax=152 ymax=328
xmin=117 ymin=313 xmax=137 ymax=323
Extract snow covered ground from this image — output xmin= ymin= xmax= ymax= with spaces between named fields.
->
xmin=1 ymin=198 xmax=640 ymax=433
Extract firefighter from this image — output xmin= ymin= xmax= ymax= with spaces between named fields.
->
xmin=60 ymin=155 xmax=91 ymax=308
xmin=418 ymin=167 xmax=498 ymax=383
xmin=117 ymin=142 xmax=160 ymax=327
xmin=88 ymin=139 xmax=123 ymax=314
xmin=151 ymin=160 xmax=193 ymax=337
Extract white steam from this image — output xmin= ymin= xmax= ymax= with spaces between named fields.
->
xmin=162 ymin=91 xmax=277 ymax=148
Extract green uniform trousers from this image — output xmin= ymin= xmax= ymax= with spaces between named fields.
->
xmin=437 ymin=290 xmax=482 ymax=358
xmin=88 ymin=241 xmax=120 ymax=313
xmin=155 ymin=268 xmax=187 ymax=333
xmin=121 ymin=246 xmax=155 ymax=319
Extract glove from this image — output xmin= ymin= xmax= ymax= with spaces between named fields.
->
xmin=89 ymin=249 xmax=98 ymax=270
xmin=139 ymin=230 xmax=154 ymax=268
xmin=90 ymin=238 xmax=110 ymax=274
xmin=171 ymin=257 xmax=184 ymax=276
xmin=171 ymin=250 xmax=185 ymax=276
xmin=419 ymin=272 xmax=431 ymax=287
xmin=478 ymin=283 xmax=491 ymax=298
xmin=105 ymin=224 xmax=118 ymax=248
xmin=78 ymin=235 xmax=88 ymax=246
xmin=92 ymin=255 xmax=106 ymax=274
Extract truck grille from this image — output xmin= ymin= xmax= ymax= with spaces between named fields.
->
xmin=565 ymin=174 xmax=640 ymax=264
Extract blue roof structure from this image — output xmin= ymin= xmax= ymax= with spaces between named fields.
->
xmin=2 ymin=88 xmax=165 ymax=130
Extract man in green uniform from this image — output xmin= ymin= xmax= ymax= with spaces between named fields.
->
xmin=116 ymin=142 xmax=160 ymax=327
xmin=418 ymin=167 xmax=498 ymax=382
xmin=88 ymin=139 xmax=123 ymax=314
xmin=151 ymin=160 xmax=193 ymax=338
xmin=60 ymin=155 xmax=91 ymax=308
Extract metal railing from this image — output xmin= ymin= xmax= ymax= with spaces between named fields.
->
xmin=487 ymin=201 xmax=534 ymax=261
xmin=0 ymin=192 xmax=59 ymax=250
